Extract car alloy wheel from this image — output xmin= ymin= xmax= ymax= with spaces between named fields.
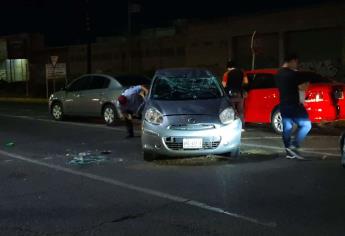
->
xmin=272 ymin=109 xmax=283 ymax=134
xmin=52 ymin=103 xmax=63 ymax=121
xmin=103 ymin=105 xmax=116 ymax=125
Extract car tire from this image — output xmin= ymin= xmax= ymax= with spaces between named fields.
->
xmin=143 ymin=151 xmax=157 ymax=162
xmin=271 ymin=108 xmax=283 ymax=134
xmin=51 ymin=102 xmax=64 ymax=121
xmin=103 ymin=104 xmax=117 ymax=126
xmin=223 ymin=147 xmax=240 ymax=159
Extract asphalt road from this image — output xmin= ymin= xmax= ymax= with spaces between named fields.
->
xmin=0 ymin=102 xmax=344 ymax=236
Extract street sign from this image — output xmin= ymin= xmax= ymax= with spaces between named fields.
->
xmin=50 ymin=56 xmax=59 ymax=67
xmin=0 ymin=39 xmax=7 ymax=61
xmin=46 ymin=63 xmax=66 ymax=80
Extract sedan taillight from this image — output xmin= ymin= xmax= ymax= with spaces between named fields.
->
xmin=305 ymin=91 xmax=324 ymax=103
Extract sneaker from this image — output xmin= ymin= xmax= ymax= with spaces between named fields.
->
xmin=285 ymin=154 xmax=296 ymax=159
xmin=286 ymin=147 xmax=305 ymax=160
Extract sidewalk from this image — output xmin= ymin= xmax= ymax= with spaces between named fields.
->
xmin=0 ymin=97 xmax=48 ymax=104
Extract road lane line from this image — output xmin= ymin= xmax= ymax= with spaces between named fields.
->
xmin=242 ymin=143 xmax=339 ymax=157
xmin=0 ymin=114 xmax=128 ymax=132
xmin=0 ymin=149 xmax=276 ymax=228
xmin=243 ymin=135 xmax=339 ymax=140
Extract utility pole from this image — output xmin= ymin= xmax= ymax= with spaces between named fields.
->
xmin=127 ymin=1 xmax=140 ymax=73
xmin=127 ymin=0 xmax=132 ymax=73
xmin=85 ymin=0 xmax=92 ymax=74
xmin=251 ymin=31 xmax=257 ymax=70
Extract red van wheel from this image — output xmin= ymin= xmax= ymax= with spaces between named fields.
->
xmin=271 ymin=109 xmax=283 ymax=134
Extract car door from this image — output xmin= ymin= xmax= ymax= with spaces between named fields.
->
xmin=64 ymin=76 xmax=92 ymax=115
xmin=244 ymin=73 xmax=279 ymax=123
xmin=81 ymin=75 xmax=111 ymax=116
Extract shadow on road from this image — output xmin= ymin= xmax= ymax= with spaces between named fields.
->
xmin=152 ymin=152 xmax=279 ymax=167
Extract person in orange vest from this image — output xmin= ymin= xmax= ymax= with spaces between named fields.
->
xmin=222 ymin=60 xmax=248 ymax=131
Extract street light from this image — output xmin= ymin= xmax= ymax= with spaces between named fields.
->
xmin=85 ymin=0 xmax=92 ymax=74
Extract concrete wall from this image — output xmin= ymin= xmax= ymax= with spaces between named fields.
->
xmin=2 ymin=2 xmax=345 ymax=98
xmin=38 ymin=2 xmax=345 ymax=81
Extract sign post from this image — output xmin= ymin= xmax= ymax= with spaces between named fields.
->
xmin=250 ymin=31 xmax=257 ymax=70
xmin=46 ymin=58 xmax=66 ymax=98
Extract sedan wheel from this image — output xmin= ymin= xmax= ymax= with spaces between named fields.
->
xmin=103 ymin=105 xmax=116 ymax=125
xmin=223 ymin=147 xmax=240 ymax=159
xmin=271 ymin=109 xmax=283 ymax=134
xmin=51 ymin=103 xmax=64 ymax=121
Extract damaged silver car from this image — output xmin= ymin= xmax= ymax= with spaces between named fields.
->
xmin=141 ymin=68 xmax=242 ymax=161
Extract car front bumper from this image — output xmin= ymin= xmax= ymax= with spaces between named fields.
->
xmin=142 ymin=119 xmax=242 ymax=157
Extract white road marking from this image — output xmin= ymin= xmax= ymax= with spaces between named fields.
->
xmin=302 ymin=148 xmax=339 ymax=151
xmin=242 ymin=143 xmax=339 ymax=157
xmin=3 ymin=159 xmax=14 ymax=163
xmin=243 ymin=135 xmax=339 ymax=140
xmin=0 ymin=114 xmax=128 ymax=133
xmin=0 ymin=149 xmax=276 ymax=228
xmin=242 ymin=137 xmax=281 ymax=140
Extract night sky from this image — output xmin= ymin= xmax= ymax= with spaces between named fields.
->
xmin=0 ymin=0 xmax=337 ymax=46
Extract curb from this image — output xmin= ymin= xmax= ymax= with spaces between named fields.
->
xmin=317 ymin=120 xmax=345 ymax=128
xmin=0 ymin=97 xmax=48 ymax=104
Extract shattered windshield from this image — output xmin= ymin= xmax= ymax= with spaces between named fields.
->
xmin=151 ymin=76 xmax=224 ymax=100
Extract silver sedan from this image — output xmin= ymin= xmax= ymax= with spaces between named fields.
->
xmin=141 ymin=68 xmax=242 ymax=161
xmin=49 ymin=74 xmax=150 ymax=125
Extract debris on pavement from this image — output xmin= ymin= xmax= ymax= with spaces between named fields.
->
xmin=113 ymin=158 xmax=123 ymax=163
xmin=67 ymin=151 xmax=111 ymax=166
xmin=101 ymin=150 xmax=112 ymax=155
xmin=5 ymin=142 xmax=15 ymax=147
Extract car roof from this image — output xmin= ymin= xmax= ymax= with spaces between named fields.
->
xmin=245 ymin=69 xmax=278 ymax=74
xmin=155 ymin=68 xmax=216 ymax=78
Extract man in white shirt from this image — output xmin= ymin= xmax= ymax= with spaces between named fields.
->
xmin=118 ymin=85 xmax=149 ymax=138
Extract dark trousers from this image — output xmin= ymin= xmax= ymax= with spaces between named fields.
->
xmin=229 ymin=93 xmax=244 ymax=128
xmin=125 ymin=115 xmax=134 ymax=137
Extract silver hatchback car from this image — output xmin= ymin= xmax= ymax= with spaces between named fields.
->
xmin=141 ymin=68 xmax=242 ymax=161
xmin=49 ymin=74 xmax=150 ymax=125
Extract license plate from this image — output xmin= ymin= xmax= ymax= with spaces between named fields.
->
xmin=183 ymin=138 xmax=203 ymax=149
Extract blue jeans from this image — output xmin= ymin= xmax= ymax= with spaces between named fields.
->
xmin=281 ymin=104 xmax=312 ymax=148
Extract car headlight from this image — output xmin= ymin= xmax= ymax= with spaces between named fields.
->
xmin=145 ymin=107 xmax=163 ymax=125
xmin=219 ymin=107 xmax=235 ymax=124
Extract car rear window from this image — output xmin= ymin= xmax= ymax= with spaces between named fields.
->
xmin=115 ymin=75 xmax=151 ymax=87
xmin=151 ymin=76 xmax=224 ymax=100
xmin=247 ymin=71 xmax=330 ymax=90
xmin=298 ymin=72 xmax=331 ymax=84
xmin=247 ymin=74 xmax=276 ymax=89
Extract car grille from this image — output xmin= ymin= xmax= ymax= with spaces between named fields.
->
xmin=168 ymin=124 xmax=215 ymax=131
xmin=164 ymin=137 xmax=221 ymax=151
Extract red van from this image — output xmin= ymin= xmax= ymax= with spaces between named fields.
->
xmin=244 ymin=69 xmax=345 ymax=133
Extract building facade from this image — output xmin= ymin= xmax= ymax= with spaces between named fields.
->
xmin=0 ymin=2 xmax=344 ymax=97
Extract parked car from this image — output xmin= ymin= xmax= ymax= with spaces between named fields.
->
xmin=141 ymin=68 xmax=242 ymax=161
xmin=49 ymin=74 xmax=151 ymax=125
xmin=244 ymin=69 xmax=345 ymax=133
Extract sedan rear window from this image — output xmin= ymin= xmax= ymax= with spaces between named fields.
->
xmin=151 ymin=76 xmax=224 ymax=100
xmin=115 ymin=75 xmax=151 ymax=87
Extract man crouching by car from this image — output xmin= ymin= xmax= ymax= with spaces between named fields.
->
xmin=118 ymin=85 xmax=149 ymax=138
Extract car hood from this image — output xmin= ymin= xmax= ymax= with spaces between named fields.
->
xmin=50 ymin=90 xmax=66 ymax=99
xmin=147 ymin=98 xmax=230 ymax=116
